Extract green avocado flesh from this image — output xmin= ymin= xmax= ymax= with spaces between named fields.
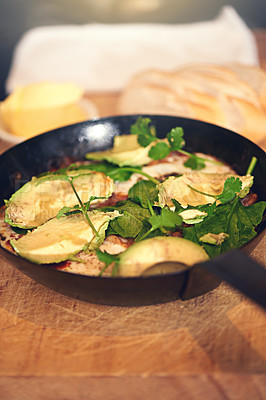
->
xmin=11 ymin=210 xmax=120 ymax=264
xmin=86 ymin=134 xmax=158 ymax=167
xmin=116 ymin=236 xmax=209 ymax=277
xmin=5 ymin=170 xmax=114 ymax=229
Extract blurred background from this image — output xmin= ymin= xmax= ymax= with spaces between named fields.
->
xmin=0 ymin=0 xmax=266 ymax=100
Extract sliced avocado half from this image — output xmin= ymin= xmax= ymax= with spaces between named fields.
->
xmin=11 ymin=210 xmax=120 ymax=264
xmin=86 ymin=134 xmax=166 ymax=167
xmin=5 ymin=170 xmax=114 ymax=229
xmin=157 ymin=173 xmax=253 ymax=208
xmin=116 ymin=236 xmax=209 ymax=277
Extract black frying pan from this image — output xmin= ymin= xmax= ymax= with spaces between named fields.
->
xmin=0 ymin=115 xmax=265 ymax=306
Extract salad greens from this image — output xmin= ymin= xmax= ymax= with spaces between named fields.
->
xmin=3 ymin=116 xmax=265 ymax=276
xmin=130 ymin=117 xmax=223 ymax=169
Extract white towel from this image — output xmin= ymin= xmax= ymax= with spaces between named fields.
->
xmin=6 ymin=6 xmax=259 ymax=93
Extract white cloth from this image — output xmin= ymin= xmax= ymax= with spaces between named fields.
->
xmin=6 ymin=6 xmax=259 ymax=93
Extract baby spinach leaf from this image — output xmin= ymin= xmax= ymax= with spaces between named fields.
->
xmin=183 ymin=200 xmax=266 ymax=258
xmin=104 ymin=200 xmax=151 ymax=238
xmin=128 ymin=180 xmax=158 ymax=210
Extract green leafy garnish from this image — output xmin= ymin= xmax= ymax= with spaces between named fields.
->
xmin=166 ymin=127 xmax=184 ymax=151
xmin=217 ymin=177 xmax=242 ymax=204
xmin=38 ymin=173 xmax=102 ymax=237
xmin=187 ymin=177 xmax=243 ymax=206
xmin=148 ymin=142 xmax=170 ymax=160
xmin=108 ymin=167 xmax=159 ymax=184
xmin=130 ymin=117 xmax=223 ymax=170
xmin=56 ymin=204 xmax=81 ymax=219
xmin=128 ymin=180 xmax=158 ymax=214
xmin=68 ymin=162 xmax=137 ymax=182
xmin=137 ymin=208 xmax=182 ymax=241
xmin=184 ymin=154 xmax=205 ymax=170
xmin=96 ymin=249 xmax=120 ymax=276
xmin=183 ymin=199 xmax=266 ymax=257
xmin=130 ymin=117 xmax=157 ymax=147
xmin=102 ymin=200 xmax=151 ymax=238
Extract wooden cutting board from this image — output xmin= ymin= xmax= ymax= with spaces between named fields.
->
xmin=0 ymin=29 xmax=266 ymax=400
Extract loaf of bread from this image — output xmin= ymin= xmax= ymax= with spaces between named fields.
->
xmin=117 ymin=64 xmax=266 ymax=144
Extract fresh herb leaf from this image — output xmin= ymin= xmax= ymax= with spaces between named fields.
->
xmin=137 ymin=208 xmax=182 ymax=241
xmin=130 ymin=117 xmax=223 ymax=171
xmin=128 ymin=180 xmax=158 ymax=211
xmin=102 ymin=200 xmax=151 ymax=238
xmin=217 ymin=177 xmax=242 ymax=204
xmin=130 ymin=117 xmax=157 ymax=147
xmin=56 ymin=205 xmax=80 ymax=219
xmin=183 ymin=200 xmax=266 ymax=258
xmin=148 ymin=142 xmax=170 ymax=160
xmin=171 ymin=198 xmax=185 ymax=213
xmin=96 ymin=249 xmax=120 ymax=276
xmin=166 ymin=127 xmax=184 ymax=151
xmin=45 ymin=172 xmax=102 ymax=237
xmin=187 ymin=176 xmax=243 ymax=205
xmin=184 ymin=155 xmax=205 ymax=170
xmin=69 ymin=162 xmax=137 ymax=182
xmin=149 ymin=208 xmax=182 ymax=230
xmin=135 ymin=219 xmax=162 ymax=241
xmin=108 ymin=167 xmax=159 ymax=184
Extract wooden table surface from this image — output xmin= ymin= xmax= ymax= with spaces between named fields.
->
xmin=1 ymin=30 xmax=266 ymax=400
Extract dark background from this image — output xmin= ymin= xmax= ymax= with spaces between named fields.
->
xmin=1 ymin=0 xmax=266 ymax=101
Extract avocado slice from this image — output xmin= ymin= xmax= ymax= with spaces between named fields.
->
xmin=157 ymin=173 xmax=253 ymax=208
xmin=116 ymin=236 xmax=209 ymax=277
xmin=5 ymin=170 xmax=114 ymax=229
xmin=11 ymin=210 xmax=120 ymax=264
xmin=86 ymin=134 xmax=165 ymax=167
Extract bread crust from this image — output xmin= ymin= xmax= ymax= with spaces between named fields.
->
xmin=117 ymin=64 xmax=266 ymax=143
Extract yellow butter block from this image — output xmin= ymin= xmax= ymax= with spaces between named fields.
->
xmin=0 ymin=82 xmax=88 ymax=138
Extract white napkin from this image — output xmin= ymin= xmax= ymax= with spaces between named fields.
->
xmin=6 ymin=6 xmax=259 ymax=93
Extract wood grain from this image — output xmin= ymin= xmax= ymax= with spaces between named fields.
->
xmin=0 ymin=30 xmax=266 ymax=400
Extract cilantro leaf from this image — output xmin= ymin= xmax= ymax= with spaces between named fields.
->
xmin=184 ymin=155 xmax=205 ymax=170
xmin=217 ymin=177 xmax=242 ymax=204
xmin=69 ymin=162 xmax=137 ymax=182
xmin=183 ymin=200 xmax=266 ymax=258
xmin=137 ymin=208 xmax=182 ymax=241
xmin=166 ymin=127 xmax=185 ymax=151
xmin=130 ymin=117 xmax=157 ymax=147
xmin=149 ymin=208 xmax=182 ymax=230
xmin=187 ymin=176 xmax=243 ymax=205
xmin=148 ymin=142 xmax=170 ymax=160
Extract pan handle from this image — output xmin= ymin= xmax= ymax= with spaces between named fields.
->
xmin=196 ymin=250 xmax=266 ymax=309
